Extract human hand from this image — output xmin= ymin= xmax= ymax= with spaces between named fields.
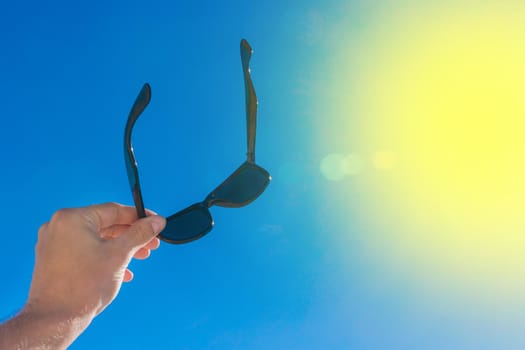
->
xmin=26 ymin=202 xmax=166 ymax=323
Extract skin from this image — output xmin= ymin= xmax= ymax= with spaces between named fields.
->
xmin=0 ymin=202 xmax=166 ymax=350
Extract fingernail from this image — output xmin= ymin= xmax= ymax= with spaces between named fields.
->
xmin=150 ymin=216 xmax=165 ymax=233
xmin=146 ymin=208 xmax=159 ymax=216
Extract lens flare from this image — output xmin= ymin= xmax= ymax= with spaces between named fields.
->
xmin=320 ymin=153 xmax=363 ymax=181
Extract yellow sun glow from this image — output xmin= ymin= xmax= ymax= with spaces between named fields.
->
xmin=322 ymin=2 xmax=525 ymax=302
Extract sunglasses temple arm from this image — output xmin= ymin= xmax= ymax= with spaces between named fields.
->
xmin=132 ymin=185 xmax=147 ymax=218
xmin=124 ymin=83 xmax=151 ymax=219
xmin=241 ymin=39 xmax=257 ymax=164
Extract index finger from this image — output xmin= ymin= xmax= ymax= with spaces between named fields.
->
xmin=86 ymin=202 xmax=157 ymax=229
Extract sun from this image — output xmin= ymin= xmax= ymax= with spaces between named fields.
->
xmin=389 ymin=8 xmax=525 ymax=221
xmin=320 ymin=2 xmax=525 ymax=302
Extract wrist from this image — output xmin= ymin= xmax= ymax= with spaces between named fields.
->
xmin=0 ymin=303 xmax=95 ymax=350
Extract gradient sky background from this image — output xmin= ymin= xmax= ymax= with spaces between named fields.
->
xmin=2 ymin=0 xmax=525 ymax=349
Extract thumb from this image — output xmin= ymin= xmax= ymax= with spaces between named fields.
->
xmin=119 ymin=215 xmax=166 ymax=249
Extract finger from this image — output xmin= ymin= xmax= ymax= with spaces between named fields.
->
xmin=37 ymin=222 xmax=49 ymax=239
xmin=100 ymin=224 xmax=130 ymax=240
xmin=131 ymin=238 xmax=159 ymax=258
xmin=144 ymin=237 xmax=160 ymax=251
xmin=86 ymin=202 xmax=141 ymax=229
xmin=145 ymin=208 xmax=159 ymax=216
xmin=117 ymin=215 xmax=166 ymax=250
xmin=133 ymin=247 xmax=151 ymax=260
xmin=123 ymin=269 xmax=134 ymax=282
xmin=101 ymin=228 xmax=162 ymax=252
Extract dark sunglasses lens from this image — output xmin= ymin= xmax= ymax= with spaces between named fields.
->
xmin=159 ymin=205 xmax=213 ymax=243
xmin=211 ymin=164 xmax=270 ymax=206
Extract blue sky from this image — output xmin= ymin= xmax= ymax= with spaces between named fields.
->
xmin=0 ymin=1 xmax=336 ymax=348
xmin=2 ymin=0 xmax=525 ymax=349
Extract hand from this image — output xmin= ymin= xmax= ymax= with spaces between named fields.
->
xmin=27 ymin=202 xmax=166 ymax=321
xmin=0 ymin=202 xmax=166 ymax=350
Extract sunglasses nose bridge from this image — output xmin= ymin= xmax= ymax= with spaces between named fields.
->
xmin=204 ymin=192 xmax=217 ymax=208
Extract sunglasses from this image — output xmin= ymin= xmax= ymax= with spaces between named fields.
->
xmin=124 ymin=39 xmax=271 ymax=244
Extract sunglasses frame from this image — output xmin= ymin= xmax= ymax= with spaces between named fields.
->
xmin=124 ymin=39 xmax=270 ymax=244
